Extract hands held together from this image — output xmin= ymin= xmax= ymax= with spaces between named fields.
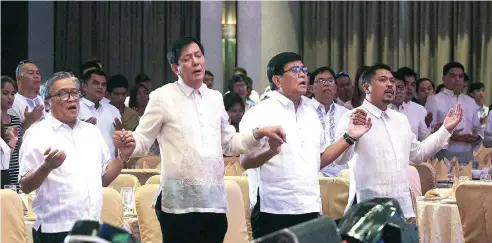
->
xmin=113 ymin=129 xmax=136 ymax=161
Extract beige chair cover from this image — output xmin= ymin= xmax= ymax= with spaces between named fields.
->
xmin=224 ymin=157 xmax=245 ymax=176
xmin=410 ymin=163 xmax=436 ymax=195
xmin=136 ymin=156 xmax=161 ymax=169
xmin=101 ymin=187 xmax=124 ymax=228
xmin=455 ymin=183 xmax=492 ymax=243
xmin=223 ymin=180 xmax=249 ymax=243
xmin=1 ymin=189 xmax=27 ymax=243
xmin=337 ymin=169 xmax=350 ymax=180
xmin=319 ymin=177 xmax=350 ymax=220
xmin=407 ymin=165 xmax=422 ymax=197
xmin=145 ymin=175 xmax=161 ymax=185
xmin=109 ymin=174 xmax=141 ymax=194
xmin=135 ymin=184 xmax=162 ymax=243
xmin=224 ymin=176 xmax=251 ymax=240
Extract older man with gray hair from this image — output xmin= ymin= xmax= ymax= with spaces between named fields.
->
xmin=18 ymin=72 xmax=136 ymax=243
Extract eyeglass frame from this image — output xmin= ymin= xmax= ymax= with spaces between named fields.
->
xmin=314 ymin=78 xmax=336 ymax=85
xmin=282 ymin=65 xmax=309 ymax=75
xmin=47 ymin=90 xmax=82 ymax=101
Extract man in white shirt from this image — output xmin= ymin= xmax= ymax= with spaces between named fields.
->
xmin=239 ymin=52 xmax=372 ymax=238
xmin=335 ymin=63 xmax=463 ymax=220
xmin=18 ymin=72 xmax=135 ymax=243
xmin=425 ymin=62 xmax=483 ymax=164
xmin=114 ymin=37 xmax=286 ymax=243
xmin=78 ymin=69 xmax=122 ymax=159
xmin=484 ymin=114 xmax=492 ymax=148
xmin=390 ymin=72 xmax=431 ymax=142
xmin=309 ymin=66 xmax=350 ymax=177
xmin=8 ymin=60 xmax=44 ymax=131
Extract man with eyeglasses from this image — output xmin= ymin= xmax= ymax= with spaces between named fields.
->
xmin=334 ymin=71 xmax=353 ymax=106
xmin=239 ymin=52 xmax=372 ymax=238
xmin=309 ymin=67 xmax=351 ymax=177
xmin=8 ymin=60 xmax=45 ymax=131
xmin=389 ymin=71 xmax=430 ymax=142
xmin=18 ymin=72 xmax=135 ymax=243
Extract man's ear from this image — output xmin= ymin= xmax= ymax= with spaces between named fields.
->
xmin=171 ymin=64 xmax=180 ymax=76
xmin=272 ymin=75 xmax=281 ymax=90
xmin=363 ymin=83 xmax=371 ymax=94
xmin=44 ymin=100 xmax=50 ymax=111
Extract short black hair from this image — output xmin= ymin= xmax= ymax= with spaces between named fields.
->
xmin=80 ymin=60 xmax=101 ymax=76
xmin=233 ymin=67 xmax=247 ymax=76
xmin=205 ymin=70 xmax=214 ymax=77
xmin=82 ymin=69 xmax=106 ymax=83
xmin=464 ymin=73 xmax=470 ymax=82
xmin=361 ymin=63 xmax=391 ymax=84
xmin=228 ymin=74 xmax=248 ymax=92
xmin=396 ymin=67 xmax=417 ymax=79
xmin=309 ymin=66 xmax=335 ymax=85
xmin=167 ymin=37 xmax=204 ymax=65
xmin=468 ymin=82 xmax=485 ymax=95
xmin=416 ymin=78 xmax=435 ymax=91
xmin=442 ymin=62 xmax=465 ymax=76
xmin=392 ymin=71 xmax=407 ymax=85
xmin=435 ymin=83 xmax=445 ymax=94
xmin=135 ymin=73 xmax=151 ymax=84
xmin=223 ymin=91 xmax=245 ymax=112
xmin=107 ymin=74 xmax=129 ymax=93
xmin=267 ymin=52 xmax=303 ymax=87
xmin=1 ymin=75 xmax=16 ymax=90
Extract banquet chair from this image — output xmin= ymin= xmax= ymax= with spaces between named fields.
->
xmin=319 ymin=177 xmax=350 ymax=220
xmin=223 ymin=180 xmax=249 ymax=243
xmin=0 ymin=189 xmax=27 ymax=243
xmin=101 ymin=187 xmax=124 ymax=228
xmin=224 ymin=157 xmax=245 ymax=176
xmin=135 ymin=156 xmax=161 ymax=169
xmin=224 ymin=176 xmax=252 ymax=240
xmin=135 ymin=184 xmax=162 ymax=243
xmin=411 ymin=163 xmax=436 ymax=195
xmin=338 ymin=169 xmax=350 ymax=180
xmin=407 ymin=165 xmax=422 ymax=197
xmin=109 ymin=174 xmax=141 ymax=194
xmin=455 ymin=183 xmax=492 ymax=243
xmin=145 ymin=175 xmax=161 ymax=185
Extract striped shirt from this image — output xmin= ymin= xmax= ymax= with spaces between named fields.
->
xmin=3 ymin=115 xmax=22 ymax=185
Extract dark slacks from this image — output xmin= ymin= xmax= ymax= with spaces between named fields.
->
xmin=32 ymin=226 xmax=68 ymax=243
xmin=154 ymin=194 xmax=228 ymax=243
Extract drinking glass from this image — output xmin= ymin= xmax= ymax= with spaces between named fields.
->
xmin=120 ymin=187 xmax=134 ymax=216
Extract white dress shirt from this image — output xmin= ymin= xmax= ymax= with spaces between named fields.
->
xmin=0 ymin=139 xmax=11 ymax=170
xmin=425 ymin=88 xmax=484 ymax=153
xmin=309 ymin=98 xmax=350 ymax=177
xmin=131 ymin=79 xmax=260 ymax=214
xmin=18 ymin=115 xmax=111 ymax=233
xmin=240 ymin=91 xmax=325 ymax=215
xmin=78 ymin=98 xmax=121 ymax=159
xmin=484 ymin=115 xmax=492 ymax=148
xmin=7 ymin=93 xmax=45 ymax=122
xmin=390 ymin=101 xmax=430 ymax=141
xmin=336 ymin=100 xmax=452 ymax=218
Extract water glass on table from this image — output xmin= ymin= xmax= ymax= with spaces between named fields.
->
xmin=120 ymin=187 xmax=135 ymax=216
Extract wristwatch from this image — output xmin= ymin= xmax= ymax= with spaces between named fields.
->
xmin=343 ymin=133 xmax=357 ymax=145
xmin=253 ymin=127 xmax=261 ymax=141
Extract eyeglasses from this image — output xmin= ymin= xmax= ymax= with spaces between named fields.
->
xmin=314 ymin=78 xmax=336 ymax=85
xmin=48 ymin=90 xmax=82 ymax=101
xmin=282 ymin=66 xmax=308 ymax=75
xmin=335 ymin=71 xmax=349 ymax=79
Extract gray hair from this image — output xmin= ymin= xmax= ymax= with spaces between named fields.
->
xmin=40 ymin=72 xmax=80 ymax=100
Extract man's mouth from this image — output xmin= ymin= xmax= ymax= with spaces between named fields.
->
xmin=299 ymin=81 xmax=307 ymax=86
xmin=193 ymin=69 xmax=202 ymax=75
xmin=68 ymin=104 xmax=77 ymax=110
xmin=384 ymin=90 xmax=394 ymax=95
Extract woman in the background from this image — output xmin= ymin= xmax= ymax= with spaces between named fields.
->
xmin=129 ymin=83 xmax=150 ymax=117
xmin=468 ymin=82 xmax=488 ymax=129
xmin=415 ymin=78 xmax=435 ymax=106
xmin=129 ymin=82 xmax=159 ymax=156
xmin=245 ymin=76 xmax=260 ymax=103
xmin=223 ymin=92 xmax=245 ymax=132
xmin=1 ymin=76 xmax=22 ymax=186
xmin=345 ymin=65 xmax=369 ymax=109
xmin=228 ymin=74 xmax=256 ymax=111
xmin=1 ymin=123 xmax=19 ymax=188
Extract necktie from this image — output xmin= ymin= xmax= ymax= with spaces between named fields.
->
xmin=316 ymin=105 xmax=326 ymax=144
xmin=328 ymin=104 xmax=335 ymax=144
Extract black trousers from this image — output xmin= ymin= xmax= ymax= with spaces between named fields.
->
xmin=154 ymin=194 xmax=228 ymax=243
xmin=32 ymin=226 xmax=68 ymax=243
xmin=251 ymin=189 xmax=319 ymax=239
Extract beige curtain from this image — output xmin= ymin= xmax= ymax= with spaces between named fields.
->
xmin=301 ymin=1 xmax=492 ymax=104
xmin=54 ymin=1 xmax=200 ymax=87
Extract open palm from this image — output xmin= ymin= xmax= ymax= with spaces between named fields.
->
xmin=443 ymin=104 xmax=463 ymax=132
xmin=347 ymin=109 xmax=373 ymax=140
